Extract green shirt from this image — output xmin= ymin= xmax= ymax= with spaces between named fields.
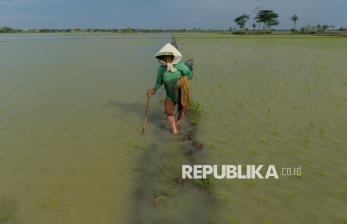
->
xmin=153 ymin=61 xmax=193 ymax=103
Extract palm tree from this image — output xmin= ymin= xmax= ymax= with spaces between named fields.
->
xmin=291 ymin=14 xmax=298 ymax=32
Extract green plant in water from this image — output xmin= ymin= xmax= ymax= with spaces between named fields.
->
xmin=282 ymin=189 xmax=296 ymax=199
xmin=315 ymin=168 xmax=325 ymax=177
xmin=319 ymin=127 xmax=325 ymax=136
xmin=303 ymin=136 xmax=310 ymax=146
xmin=205 ymin=142 xmax=215 ymax=149
xmin=336 ymin=103 xmax=341 ymax=111
xmin=127 ymin=140 xmax=139 ymax=150
xmin=75 ymin=202 xmax=88 ymax=208
xmin=263 ymin=220 xmax=273 ymax=224
xmin=13 ymin=163 xmax=23 ymax=174
xmin=195 ymin=176 xmax=214 ymax=189
xmin=42 ymin=197 xmax=59 ymax=209
xmin=255 ymin=195 xmax=267 ymax=204
xmin=188 ymin=101 xmax=202 ymax=125
xmin=289 ymin=147 xmax=297 ymax=155
xmin=259 ymin=137 xmax=268 ymax=144
xmin=215 ymin=191 xmax=229 ymax=204
xmin=249 ymin=145 xmax=257 ymax=154
xmin=271 ymin=127 xmax=278 ymax=136
xmin=295 ymin=174 xmax=303 ymax=180
xmin=244 ymin=179 xmax=256 ymax=187
xmin=0 ymin=212 xmax=8 ymax=222
xmin=229 ymin=218 xmax=239 ymax=224
xmin=335 ymin=214 xmax=347 ymax=224
xmin=337 ymin=187 xmax=347 ymax=194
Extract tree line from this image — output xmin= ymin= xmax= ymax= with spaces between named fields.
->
xmin=233 ymin=9 xmax=340 ymax=34
xmin=0 ymin=12 xmax=345 ymax=34
xmin=0 ymin=27 xmax=236 ymax=33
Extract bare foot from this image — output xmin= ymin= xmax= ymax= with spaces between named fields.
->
xmin=172 ymin=128 xmax=178 ymax=135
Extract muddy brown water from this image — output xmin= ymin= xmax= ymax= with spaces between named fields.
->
xmin=0 ymin=33 xmax=346 ymax=224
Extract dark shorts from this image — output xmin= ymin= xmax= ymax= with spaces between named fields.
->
xmin=165 ymin=99 xmax=183 ymax=116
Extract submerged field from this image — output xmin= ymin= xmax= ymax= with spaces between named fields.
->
xmin=0 ymin=33 xmax=346 ymax=224
xmin=178 ymin=34 xmax=347 ymax=223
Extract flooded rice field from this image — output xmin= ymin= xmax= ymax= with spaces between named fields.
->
xmin=0 ymin=33 xmax=346 ymax=224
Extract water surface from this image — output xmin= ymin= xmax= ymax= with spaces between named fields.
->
xmin=0 ymin=33 xmax=346 ymax=224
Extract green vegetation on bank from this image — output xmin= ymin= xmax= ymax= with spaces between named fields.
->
xmin=0 ymin=27 xmax=22 ymax=33
xmin=0 ymin=27 xmax=345 ymax=35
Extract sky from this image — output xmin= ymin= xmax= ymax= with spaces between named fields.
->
xmin=0 ymin=0 xmax=346 ymax=29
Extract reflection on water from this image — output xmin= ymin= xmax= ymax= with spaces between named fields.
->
xmin=0 ymin=33 xmax=346 ymax=224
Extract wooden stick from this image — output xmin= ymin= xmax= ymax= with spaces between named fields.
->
xmin=141 ymin=95 xmax=151 ymax=135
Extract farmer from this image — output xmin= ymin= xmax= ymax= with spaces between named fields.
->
xmin=147 ymin=43 xmax=193 ymax=135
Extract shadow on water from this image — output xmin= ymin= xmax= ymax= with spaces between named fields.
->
xmin=129 ymin=121 xmax=222 ymax=224
xmin=106 ymin=99 xmax=221 ymax=223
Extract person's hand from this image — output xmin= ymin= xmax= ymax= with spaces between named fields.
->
xmin=147 ymin=89 xmax=155 ymax=96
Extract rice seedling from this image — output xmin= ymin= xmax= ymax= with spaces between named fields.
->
xmin=75 ymin=202 xmax=88 ymax=208
xmin=335 ymin=214 xmax=347 ymax=224
xmin=281 ymin=189 xmax=296 ymax=199
xmin=315 ymin=168 xmax=326 ymax=177
xmin=319 ymin=128 xmax=325 ymax=136
xmin=295 ymin=174 xmax=303 ymax=180
xmin=127 ymin=140 xmax=139 ymax=150
xmin=215 ymin=191 xmax=229 ymax=204
xmin=289 ymin=147 xmax=297 ymax=155
xmin=271 ymin=127 xmax=279 ymax=136
xmin=41 ymin=197 xmax=60 ymax=209
xmin=255 ymin=195 xmax=267 ymax=204
xmin=0 ymin=212 xmax=8 ymax=222
xmin=292 ymin=105 xmax=296 ymax=112
xmin=188 ymin=101 xmax=202 ymax=125
xmin=302 ymin=158 xmax=313 ymax=164
xmin=229 ymin=218 xmax=240 ymax=224
xmin=283 ymin=138 xmax=289 ymax=145
xmin=195 ymin=176 xmax=214 ymax=189
xmin=13 ymin=163 xmax=23 ymax=174
xmin=205 ymin=142 xmax=216 ymax=149
xmin=244 ymin=179 xmax=256 ymax=187
xmin=302 ymin=136 xmax=310 ymax=146
xmin=337 ymin=187 xmax=347 ymax=194
xmin=249 ymin=145 xmax=257 ymax=154
xmin=258 ymin=137 xmax=268 ymax=144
